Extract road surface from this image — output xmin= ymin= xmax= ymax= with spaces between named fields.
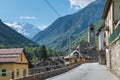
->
xmin=46 ymin=63 xmax=119 ymax=80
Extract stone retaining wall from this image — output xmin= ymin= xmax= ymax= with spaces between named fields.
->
xmin=15 ymin=63 xmax=81 ymax=80
xmin=110 ymin=39 xmax=120 ymax=78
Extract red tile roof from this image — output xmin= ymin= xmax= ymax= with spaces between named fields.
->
xmin=0 ymin=48 xmax=24 ymax=63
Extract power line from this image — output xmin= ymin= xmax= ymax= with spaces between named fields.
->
xmin=44 ymin=0 xmax=61 ymax=16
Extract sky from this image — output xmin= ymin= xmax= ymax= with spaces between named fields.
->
xmin=0 ymin=0 xmax=96 ymax=30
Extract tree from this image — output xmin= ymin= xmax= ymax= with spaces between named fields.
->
xmin=40 ymin=45 xmax=48 ymax=60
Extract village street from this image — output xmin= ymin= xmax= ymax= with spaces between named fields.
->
xmin=46 ymin=63 xmax=119 ymax=80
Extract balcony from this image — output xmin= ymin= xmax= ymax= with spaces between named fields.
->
xmin=109 ymin=25 xmax=120 ymax=43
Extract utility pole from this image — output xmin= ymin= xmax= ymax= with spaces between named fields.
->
xmin=69 ymin=33 xmax=71 ymax=53
xmin=68 ymin=25 xmax=72 ymax=64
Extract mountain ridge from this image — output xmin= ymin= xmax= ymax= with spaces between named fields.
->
xmin=32 ymin=0 xmax=106 ymax=51
xmin=4 ymin=22 xmax=41 ymax=39
xmin=0 ymin=19 xmax=38 ymax=48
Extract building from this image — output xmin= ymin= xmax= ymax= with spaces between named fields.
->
xmin=0 ymin=48 xmax=29 ymax=80
xmin=97 ymin=26 xmax=106 ymax=64
xmin=65 ymin=23 xmax=98 ymax=64
xmin=35 ymin=56 xmax=64 ymax=67
xmin=35 ymin=58 xmax=56 ymax=67
xmin=76 ymin=40 xmax=90 ymax=54
xmin=88 ymin=24 xmax=96 ymax=47
xmin=64 ymin=50 xmax=83 ymax=65
xmin=35 ymin=57 xmax=64 ymax=70
xmin=87 ymin=24 xmax=98 ymax=61
xmin=50 ymin=56 xmax=65 ymax=67
xmin=102 ymin=0 xmax=120 ymax=77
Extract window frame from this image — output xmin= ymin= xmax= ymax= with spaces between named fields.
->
xmin=16 ymin=69 xmax=19 ymax=76
xmin=2 ymin=69 xmax=7 ymax=76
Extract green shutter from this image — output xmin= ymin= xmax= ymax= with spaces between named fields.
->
xmin=118 ymin=7 xmax=120 ymax=20
xmin=109 ymin=26 xmax=120 ymax=43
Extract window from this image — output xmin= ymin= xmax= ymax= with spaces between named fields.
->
xmin=21 ymin=54 xmax=22 ymax=62
xmin=2 ymin=69 xmax=6 ymax=76
xmin=16 ymin=69 xmax=19 ymax=76
xmin=23 ymin=69 xmax=26 ymax=77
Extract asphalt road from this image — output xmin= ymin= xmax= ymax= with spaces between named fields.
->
xmin=46 ymin=63 xmax=119 ymax=80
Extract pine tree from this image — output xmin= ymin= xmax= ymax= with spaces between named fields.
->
xmin=40 ymin=45 xmax=48 ymax=60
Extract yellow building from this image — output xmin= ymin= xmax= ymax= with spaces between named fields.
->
xmin=0 ymin=48 xmax=29 ymax=80
xmin=64 ymin=50 xmax=83 ymax=65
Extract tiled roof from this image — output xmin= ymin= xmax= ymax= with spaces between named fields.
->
xmin=0 ymin=48 xmax=24 ymax=63
xmin=64 ymin=50 xmax=83 ymax=59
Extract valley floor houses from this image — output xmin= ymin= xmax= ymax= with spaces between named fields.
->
xmin=97 ymin=0 xmax=120 ymax=78
xmin=64 ymin=24 xmax=98 ymax=65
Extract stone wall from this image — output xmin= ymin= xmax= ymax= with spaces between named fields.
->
xmin=15 ymin=63 xmax=81 ymax=80
xmin=98 ymin=50 xmax=106 ymax=65
xmin=106 ymin=49 xmax=111 ymax=68
xmin=110 ymin=39 xmax=120 ymax=77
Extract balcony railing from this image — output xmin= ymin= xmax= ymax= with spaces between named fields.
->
xmin=109 ymin=26 xmax=120 ymax=43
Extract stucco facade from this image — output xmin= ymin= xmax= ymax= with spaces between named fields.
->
xmin=102 ymin=0 xmax=120 ymax=77
xmin=0 ymin=48 xmax=29 ymax=80
xmin=98 ymin=31 xmax=105 ymax=50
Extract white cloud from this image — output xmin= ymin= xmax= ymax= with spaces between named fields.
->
xmin=37 ymin=25 xmax=48 ymax=30
xmin=19 ymin=16 xmax=36 ymax=19
xmin=69 ymin=0 xmax=96 ymax=9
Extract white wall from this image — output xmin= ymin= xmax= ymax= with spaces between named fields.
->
xmin=104 ymin=0 xmax=120 ymax=69
xmin=98 ymin=31 xmax=105 ymax=50
xmin=104 ymin=2 xmax=113 ymax=68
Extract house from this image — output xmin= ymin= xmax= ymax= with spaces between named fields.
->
xmin=76 ymin=41 xmax=90 ymax=62
xmin=64 ymin=50 xmax=83 ymax=65
xmin=102 ymin=0 xmax=120 ymax=77
xmin=35 ymin=58 xmax=56 ymax=67
xmin=34 ymin=58 xmax=58 ymax=72
xmin=34 ymin=56 xmax=65 ymax=72
xmin=35 ymin=56 xmax=64 ymax=67
xmin=65 ymin=23 xmax=98 ymax=64
xmin=50 ymin=56 xmax=65 ymax=67
xmin=97 ymin=26 xmax=106 ymax=64
xmin=0 ymin=48 xmax=29 ymax=80
xmin=88 ymin=24 xmax=96 ymax=47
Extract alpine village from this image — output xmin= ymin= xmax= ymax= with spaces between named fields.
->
xmin=0 ymin=0 xmax=120 ymax=80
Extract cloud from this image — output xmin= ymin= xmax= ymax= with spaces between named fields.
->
xmin=37 ymin=25 xmax=48 ymax=30
xmin=69 ymin=0 xmax=96 ymax=9
xmin=19 ymin=16 xmax=36 ymax=19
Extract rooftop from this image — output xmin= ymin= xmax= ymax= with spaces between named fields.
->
xmin=0 ymin=48 xmax=24 ymax=63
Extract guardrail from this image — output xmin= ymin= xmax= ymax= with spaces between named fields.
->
xmin=15 ymin=63 xmax=81 ymax=80
xmin=0 ymin=64 xmax=64 ymax=80
xmin=0 ymin=63 xmax=81 ymax=80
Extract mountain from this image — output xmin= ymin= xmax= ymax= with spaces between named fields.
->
xmin=32 ymin=0 xmax=106 ymax=52
xmin=4 ymin=22 xmax=41 ymax=39
xmin=0 ymin=19 xmax=38 ymax=48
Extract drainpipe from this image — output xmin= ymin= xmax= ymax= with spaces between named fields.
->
xmin=109 ymin=0 xmax=114 ymax=70
xmin=109 ymin=47 xmax=112 ymax=69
